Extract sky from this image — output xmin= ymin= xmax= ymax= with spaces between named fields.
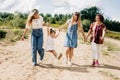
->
xmin=0 ymin=0 xmax=120 ymax=21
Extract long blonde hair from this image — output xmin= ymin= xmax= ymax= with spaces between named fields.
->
xmin=26 ymin=9 xmax=39 ymax=26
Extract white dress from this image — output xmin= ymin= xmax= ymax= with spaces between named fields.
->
xmin=46 ymin=36 xmax=54 ymax=51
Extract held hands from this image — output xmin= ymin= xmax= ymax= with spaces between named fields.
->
xmin=84 ymin=37 xmax=87 ymax=43
xmin=100 ymin=37 xmax=104 ymax=41
xmin=83 ymin=36 xmax=89 ymax=43
xmin=46 ymin=22 xmax=50 ymax=27
xmin=77 ymin=19 xmax=81 ymax=24
xmin=21 ymin=35 xmax=25 ymax=41
xmin=58 ymin=28 xmax=61 ymax=32
xmin=58 ymin=27 xmax=62 ymax=32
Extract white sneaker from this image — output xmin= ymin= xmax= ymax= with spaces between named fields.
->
xmin=63 ymin=58 xmax=68 ymax=64
xmin=32 ymin=63 xmax=37 ymax=66
xmin=67 ymin=61 xmax=72 ymax=66
xmin=40 ymin=60 xmax=43 ymax=63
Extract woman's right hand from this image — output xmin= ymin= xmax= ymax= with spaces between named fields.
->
xmin=58 ymin=27 xmax=62 ymax=31
xmin=84 ymin=37 xmax=87 ymax=43
xmin=83 ymin=36 xmax=87 ymax=43
xmin=85 ymin=36 xmax=88 ymax=42
xmin=21 ymin=35 xmax=25 ymax=41
xmin=58 ymin=28 xmax=61 ymax=31
xmin=46 ymin=22 xmax=49 ymax=27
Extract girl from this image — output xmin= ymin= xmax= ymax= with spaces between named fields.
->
xmin=21 ymin=9 xmax=47 ymax=66
xmin=59 ymin=12 xmax=86 ymax=66
xmin=86 ymin=14 xmax=106 ymax=66
xmin=46 ymin=25 xmax=62 ymax=60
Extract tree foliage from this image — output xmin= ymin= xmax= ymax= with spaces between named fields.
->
xmin=0 ymin=6 xmax=120 ymax=32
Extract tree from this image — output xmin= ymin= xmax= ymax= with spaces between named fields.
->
xmin=40 ymin=13 xmax=44 ymax=17
xmin=80 ymin=6 xmax=101 ymax=22
xmin=54 ymin=14 xmax=59 ymax=21
xmin=46 ymin=14 xmax=52 ymax=18
xmin=82 ymin=19 xmax=91 ymax=32
xmin=50 ymin=18 xmax=56 ymax=24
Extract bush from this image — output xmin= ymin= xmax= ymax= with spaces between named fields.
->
xmin=50 ymin=24 xmax=61 ymax=28
xmin=0 ymin=29 xmax=29 ymax=43
xmin=82 ymin=19 xmax=91 ymax=32
xmin=0 ymin=29 xmax=7 ymax=39
xmin=106 ymin=30 xmax=120 ymax=40
xmin=13 ymin=29 xmax=22 ymax=35
xmin=10 ymin=18 xmax=26 ymax=29
xmin=12 ymin=29 xmax=25 ymax=41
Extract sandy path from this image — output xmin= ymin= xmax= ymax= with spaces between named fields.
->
xmin=0 ymin=28 xmax=120 ymax=80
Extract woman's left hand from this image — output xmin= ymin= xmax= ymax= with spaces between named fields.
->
xmin=77 ymin=19 xmax=81 ymax=24
xmin=100 ymin=37 xmax=104 ymax=41
xmin=84 ymin=37 xmax=87 ymax=43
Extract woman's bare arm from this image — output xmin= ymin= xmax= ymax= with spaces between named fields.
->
xmin=78 ymin=20 xmax=86 ymax=42
xmin=42 ymin=21 xmax=46 ymax=26
xmin=86 ymin=29 xmax=92 ymax=38
xmin=100 ymin=27 xmax=106 ymax=40
xmin=47 ymin=26 xmax=50 ymax=36
xmin=55 ymin=31 xmax=60 ymax=38
xmin=21 ymin=28 xmax=29 ymax=41
xmin=59 ymin=20 xmax=68 ymax=31
xmin=102 ymin=28 xmax=106 ymax=38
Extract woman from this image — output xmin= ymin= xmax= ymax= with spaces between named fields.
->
xmin=21 ymin=9 xmax=46 ymax=66
xmin=59 ymin=12 xmax=86 ymax=66
xmin=86 ymin=14 xmax=106 ymax=66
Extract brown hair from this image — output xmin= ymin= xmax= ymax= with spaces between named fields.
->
xmin=50 ymin=28 xmax=56 ymax=34
xmin=74 ymin=12 xmax=80 ymax=21
xmin=96 ymin=14 xmax=104 ymax=22
xmin=27 ymin=9 xmax=39 ymax=26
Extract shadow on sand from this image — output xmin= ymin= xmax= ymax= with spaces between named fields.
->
xmin=37 ymin=63 xmax=120 ymax=72
xmin=72 ymin=63 xmax=120 ymax=70
xmin=37 ymin=63 xmax=89 ymax=73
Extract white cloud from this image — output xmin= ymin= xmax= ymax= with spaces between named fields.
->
xmin=0 ymin=0 xmax=41 ymax=13
xmin=52 ymin=7 xmax=80 ymax=15
xmin=0 ymin=0 xmax=102 ymax=14
xmin=52 ymin=0 xmax=67 ymax=6
xmin=0 ymin=0 xmax=16 ymax=10
xmin=52 ymin=0 xmax=102 ymax=14
xmin=0 ymin=0 xmax=119 ymax=21
xmin=53 ymin=7 xmax=67 ymax=14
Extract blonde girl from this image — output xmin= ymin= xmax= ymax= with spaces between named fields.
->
xmin=21 ymin=9 xmax=46 ymax=66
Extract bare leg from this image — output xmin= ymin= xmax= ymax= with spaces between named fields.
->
xmin=67 ymin=47 xmax=73 ymax=66
xmin=69 ymin=48 xmax=74 ymax=62
xmin=48 ymin=50 xmax=57 ymax=58
xmin=66 ymin=47 xmax=71 ymax=61
xmin=48 ymin=50 xmax=62 ymax=60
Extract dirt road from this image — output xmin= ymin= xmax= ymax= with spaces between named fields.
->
xmin=0 ymin=28 xmax=120 ymax=80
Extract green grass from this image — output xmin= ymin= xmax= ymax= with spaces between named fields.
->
xmin=99 ymin=71 xmax=120 ymax=80
xmin=102 ymin=41 xmax=120 ymax=56
xmin=0 ymin=28 xmax=29 ymax=43
xmin=50 ymin=24 xmax=61 ymax=28
xmin=106 ymin=30 xmax=120 ymax=40
xmin=102 ymin=50 xmax=109 ymax=56
xmin=105 ymin=42 xmax=120 ymax=51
